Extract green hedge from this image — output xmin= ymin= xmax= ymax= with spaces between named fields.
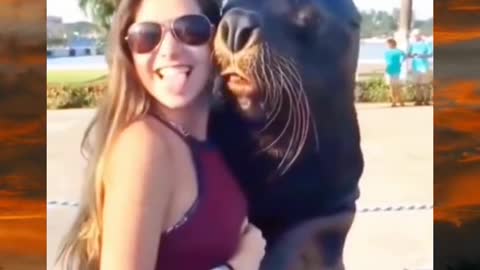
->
xmin=356 ymin=76 xmax=433 ymax=103
xmin=47 ymin=84 xmax=106 ymax=109
xmin=46 ymin=77 xmax=433 ymax=109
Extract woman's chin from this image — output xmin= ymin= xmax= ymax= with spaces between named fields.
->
xmin=158 ymin=98 xmax=191 ymax=110
xmin=152 ymin=92 xmax=205 ymax=111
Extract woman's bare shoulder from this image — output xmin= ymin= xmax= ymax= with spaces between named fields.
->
xmin=116 ymin=115 xmax=171 ymax=148
xmin=105 ymin=115 xmax=177 ymax=189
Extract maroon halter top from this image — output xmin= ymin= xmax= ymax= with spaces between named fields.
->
xmin=151 ymin=115 xmax=248 ymax=270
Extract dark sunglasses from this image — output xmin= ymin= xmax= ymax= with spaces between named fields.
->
xmin=125 ymin=14 xmax=214 ymax=54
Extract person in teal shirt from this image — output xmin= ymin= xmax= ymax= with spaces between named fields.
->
xmin=407 ymin=29 xmax=433 ymax=105
xmin=384 ymin=38 xmax=406 ymax=107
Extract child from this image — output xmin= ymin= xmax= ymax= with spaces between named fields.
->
xmin=384 ymin=38 xmax=406 ymax=107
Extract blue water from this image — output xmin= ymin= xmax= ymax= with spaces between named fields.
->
xmin=47 ymin=42 xmax=387 ymax=71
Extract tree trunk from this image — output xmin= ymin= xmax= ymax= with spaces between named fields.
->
xmin=396 ymin=0 xmax=413 ymax=51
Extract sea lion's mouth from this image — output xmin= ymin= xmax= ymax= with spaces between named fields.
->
xmin=221 ymin=70 xmax=257 ymax=95
xmin=221 ymin=70 xmax=265 ymax=120
xmin=225 ymin=73 xmax=252 ymax=91
xmin=222 ymin=70 xmax=257 ymax=106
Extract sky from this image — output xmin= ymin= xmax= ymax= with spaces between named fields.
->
xmin=47 ymin=0 xmax=434 ymax=23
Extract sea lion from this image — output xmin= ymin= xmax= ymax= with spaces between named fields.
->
xmin=208 ymin=0 xmax=364 ymax=269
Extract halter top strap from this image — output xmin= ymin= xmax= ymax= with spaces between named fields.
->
xmin=148 ymin=113 xmax=205 ymax=234
xmin=149 ymin=113 xmax=191 ymax=138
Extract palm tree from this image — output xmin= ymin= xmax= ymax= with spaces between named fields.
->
xmin=78 ymin=0 xmax=117 ymax=30
xmin=396 ymin=0 xmax=412 ymax=51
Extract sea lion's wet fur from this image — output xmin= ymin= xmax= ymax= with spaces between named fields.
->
xmin=208 ymin=0 xmax=364 ymax=268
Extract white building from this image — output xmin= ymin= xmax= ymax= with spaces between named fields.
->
xmin=68 ymin=38 xmax=98 ymax=56
xmin=47 ymin=16 xmax=66 ymax=40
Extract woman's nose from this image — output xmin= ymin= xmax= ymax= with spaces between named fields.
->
xmin=157 ymin=31 xmax=182 ymax=59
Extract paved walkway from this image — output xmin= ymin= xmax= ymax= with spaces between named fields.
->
xmin=46 ymin=103 xmax=433 ymax=270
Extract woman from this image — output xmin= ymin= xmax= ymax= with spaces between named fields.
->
xmin=56 ymin=0 xmax=265 ymax=269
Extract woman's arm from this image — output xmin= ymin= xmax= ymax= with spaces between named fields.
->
xmin=210 ymin=219 xmax=265 ymax=270
xmin=100 ymin=120 xmax=174 ymax=270
xmin=226 ymin=222 xmax=266 ymax=270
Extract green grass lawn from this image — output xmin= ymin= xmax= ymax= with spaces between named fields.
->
xmin=47 ymin=70 xmax=107 ymax=85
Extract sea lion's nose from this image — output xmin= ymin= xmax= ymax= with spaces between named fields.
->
xmin=219 ymin=8 xmax=261 ymax=53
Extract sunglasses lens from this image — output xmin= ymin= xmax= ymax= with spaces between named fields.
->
xmin=127 ymin=23 xmax=162 ymax=53
xmin=173 ymin=15 xmax=212 ymax=46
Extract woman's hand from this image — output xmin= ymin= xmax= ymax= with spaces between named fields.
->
xmin=227 ymin=218 xmax=267 ymax=270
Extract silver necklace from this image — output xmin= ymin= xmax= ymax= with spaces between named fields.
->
xmin=167 ymin=120 xmax=190 ymax=137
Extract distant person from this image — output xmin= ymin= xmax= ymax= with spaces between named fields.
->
xmin=384 ymin=38 xmax=406 ymax=107
xmin=407 ymin=29 xmax=433 ymax=106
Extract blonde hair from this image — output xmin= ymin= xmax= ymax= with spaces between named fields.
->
xmin=55 ymin=0 xmax=220 ymax=269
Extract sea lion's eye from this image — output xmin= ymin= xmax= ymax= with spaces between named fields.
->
xmin=349 ymin=17 xmax=361 ymax=29
xmin=292 ymin=4 xmax=323 ymax=29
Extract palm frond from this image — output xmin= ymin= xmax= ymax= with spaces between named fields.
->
xmin=77 ymin=0 xmax=116 ymax=30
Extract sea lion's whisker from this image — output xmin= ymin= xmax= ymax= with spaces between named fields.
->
xmin=275 ymin=56 xmax=309 ymax=171
xmin=258 ymin=63 xmax=294 ymax=154
xmin=271 ymin=60 xmax=299 ymax=172
xmin=264 ymin=46 xmax=281 ymax=104
xmin=268 ymin=58 xmax=282 ymax=116
xmin=259 ymin=47 xmax=270 ymax=85
xmin=257 ymin=46 xmax=283 ymax=133
xmin=280 ymin=56 xmax=310 ymax=141
xmin=259 ymin=47 xmax=274 ymax=112
xmin=253 ymin=49 xmax=274 ymax=132
xmin=269 ymin=49 xmax=284 ymax=118
xmin=265 ymin=56 xmax=281 ymax=115
xmin=245 ymin=44 xmax=311 ymax=174
xmin=286 ymin=58 xmax=310 ymax=158
xmin=262 ymin=76 xmax=290 ymax=147
xmin=300 ymin=81 xmax=319 ymax=152
xmin=254 ymin=50 xmax=300 ymax=172
xmin=282 ymin=75 xmax=303 ymax=172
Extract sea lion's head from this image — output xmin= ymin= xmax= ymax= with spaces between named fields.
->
xmin=214 ymin=0 xmax=361 ymax=120
xmin=213 ymin=0 xmax=361 ymax=172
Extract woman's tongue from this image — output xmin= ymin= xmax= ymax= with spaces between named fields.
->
xmin=158 ymin=66 xmax=191 ymax=94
